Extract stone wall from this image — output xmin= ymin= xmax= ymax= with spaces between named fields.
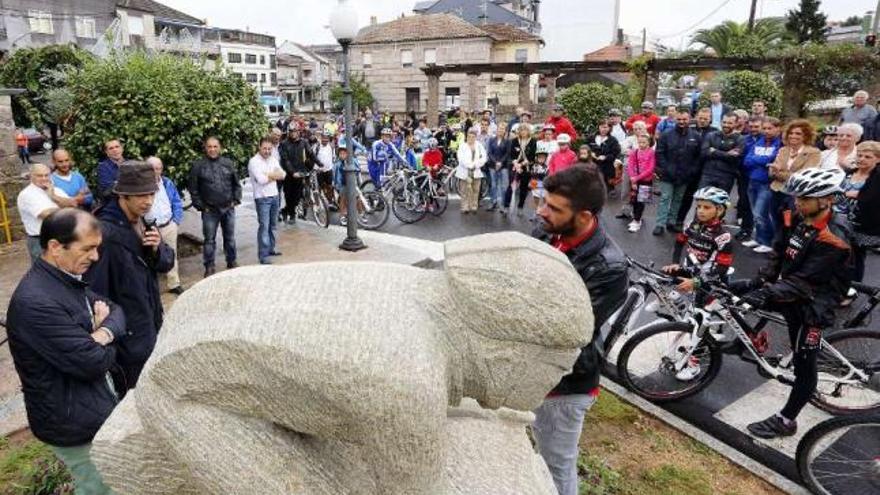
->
xmin=0 ymin=93 xmax=26 ymax=241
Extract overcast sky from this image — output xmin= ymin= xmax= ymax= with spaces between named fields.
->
xmin=163 ymin=0 xmax=877 ymax=60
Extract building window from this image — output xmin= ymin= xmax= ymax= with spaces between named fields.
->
xmin=406 ymin=88 xmax=421 ymax=112
xmin=127 ymin=15 xmax=144 ymax=36
xmin=260 ymin=55 xmax=266 ymax=65
xmin=28 ymin=10 xmax=53 ymax=34
xmin=303 ymin=69 xmax=312 ymax=80
xmin=401 ymin=49 xmax=413 ymax=68
xmin=245 ymin=53 xmax=257 ymax=64
xmin=246 ymin=73 xmax=258 ymax=83
xmin=260 ymin=73 xmax=267 ymax=83
xmin=424 ymin=48 xmax=436 ymax=65
xmin=270 ymin=72 xmax=277 ymax=85
xmin=363 ymin=52 xmax=372 ymax=68
xmin=227 ymin=52 xmax=242 ymax=63
xmin=444 ymin=87 xmax=460 ymax=109
xmin=515 ymin=49 xmax=528 ymax=63
xmin=269 ymin=55 xmax=276 ymax=69
xmin=75 ymin=16 xmax=96 ymax=38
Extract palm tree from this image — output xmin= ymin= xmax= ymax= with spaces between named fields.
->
xmin=691 ymin=19 xmax=788 ymax=57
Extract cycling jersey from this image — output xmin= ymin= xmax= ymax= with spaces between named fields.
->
xmin=671 ymin=218 xmax=733 ymax=284
xmin=368 ymin=140 xmax=406 ymax=185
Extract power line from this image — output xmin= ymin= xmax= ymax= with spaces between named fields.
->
xmin=652 ymin=0 xmax=735 ymax=40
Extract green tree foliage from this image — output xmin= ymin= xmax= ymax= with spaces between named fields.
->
xmin=777 ymin=43 xmax=880 ymax=116
xmin=0 ymin=44 xmax=90 ymax=128
xmin=785 ymin=0 xmax=829 ymax=44
xmin=711 ymin=71 xmax=783 ymax=115
xmin=558 ymin=83 xmax=630 ymax=135
xmin=690 ymin=19 xmax=787 ymax=58
xmin=841 ymin=15 xmax=864 ymax=28
xmin=329 ymin=73 xmax=374 ymax=112
xmin=63 ymin=52 xmax=267 ymax=188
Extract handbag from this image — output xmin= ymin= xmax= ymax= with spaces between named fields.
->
xmin=637 ymin=185 xmax=653 ymax=203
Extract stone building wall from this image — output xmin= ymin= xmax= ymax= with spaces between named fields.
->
xmin=352 ymin=38 xmax=494 ymax=114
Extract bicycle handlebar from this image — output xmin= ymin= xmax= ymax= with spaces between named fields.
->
xmin=626 ymin=256 xmax=678 ymax=283
xmin=852 ymin=281 xmax=880 ymax=297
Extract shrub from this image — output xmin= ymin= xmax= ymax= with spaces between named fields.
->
xmin=329 ymin=73 xmax=374 ymax=113
xmin=558 ymin=83 xmax=629 ymax=136
xmin=719 ymin=71 xmax=782 ymax=115
xmin=63 ymin=51 xmax=267 ymax=188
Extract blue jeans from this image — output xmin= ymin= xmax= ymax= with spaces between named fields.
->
xmin=656 ymin=181 xmax=687 ymax=227
xmin=201 ymin=208 xmax=236 ymax=267
xmin=747 ymin=181 xmax=773 ymax=247
xmin=489 ymin=167 xmax=509 ymax=205
xmin=533 ymin=394 xmax=598 ymax=495
xmin=255 ymin=196 xmax=279 ymax=262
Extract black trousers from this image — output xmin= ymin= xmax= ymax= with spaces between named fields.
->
xmin=736 ymin=171 xmax=754 ymax=233
xmin=504 ymin=171 xmax=531 ymax=209
xmin=282 ymin=177 xmax=304 ymax=218
xmin=779 ymin=308 xmax=820 ymax=421
xmin=676 ymin=177 xmax=701 ymax=226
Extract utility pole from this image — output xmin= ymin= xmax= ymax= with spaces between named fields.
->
xmin=641 ymin=27 xmax=647 ymax=54
xmin=748 ymin=0 xmax=758 ymax=32
xmin=874 ymin=0 xmax=880 ymax=34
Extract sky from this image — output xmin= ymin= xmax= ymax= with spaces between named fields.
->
xmin=163 ymin=0 xmax=878 ymax=60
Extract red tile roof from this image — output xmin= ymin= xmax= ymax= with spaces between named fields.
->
xmin=353 ymin=14 xmax=490 ymax=44
xmin=479 ymin=23 xmax=543 ymax=44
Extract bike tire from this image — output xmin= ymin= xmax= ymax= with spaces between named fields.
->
xmin=311 ymin=194 xmax=330 ymax=229
xmin=796 ymin=413 xmax=880 ymax=495
xmin=616 ymin=321 xmax=723 ymax=402
xmin=430 ymin=191 xmax=448 ymax=216
xmin=447 ymin=176 xmax=459 ymax=196
xmin=392 ymin=189 xmax=428 ymax=224
xmin=356 ymin=191 xmax=390 ymax=230
xmin=811 ymin=327 xmax=880 ymax=415
xmin=359 ymin=179 xmax=377 ymax=194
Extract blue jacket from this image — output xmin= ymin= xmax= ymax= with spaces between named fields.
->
xmin=487 ymin=137 xmax=512 ymax=167
xmin=656 ymin=117 xmax=676 ymax=135
xmin=160 ymin=176 xmax=184 ymax=224
xmin=51 ymin=170 xmax=93 ymax=209
xmin=369 ymin=140 xmax=405 ymax=166
xmin=743 ymin=136 xmax=782 ymax=184
xmin=6 ymin=259 xmax=126 ymax=446
xmin=96 ymin=158 xmax=122 ymax=202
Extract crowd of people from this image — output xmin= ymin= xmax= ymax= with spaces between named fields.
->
xmin=5 ymin=86 xmax=880 ymax=495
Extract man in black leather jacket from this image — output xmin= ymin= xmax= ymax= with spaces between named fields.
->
xmin=188 ymin=137 xmax=242 ymax=276
xmin=531 ymin=165 xmax=628 ymax=495
xmin=699 ymin=114 xmax=745 ymax=193
xmin=279 ymin=126 xmax=317 ymax=225
xmin=654 ymin=111 xmax=702 ymax=236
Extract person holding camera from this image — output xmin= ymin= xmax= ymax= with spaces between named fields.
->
xmin=85 ymin=161 xmax=174 ymax=396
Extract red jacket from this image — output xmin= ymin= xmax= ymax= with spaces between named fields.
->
xmin=545 ymin=116 xmax=578 ymax=142
xmin=548 ymin=149 xmax=578 ymax=176
xmin=625 ymin=113 xmax=661 ymax=135
xmin=423 ymin=149 xmax=443 ymax=170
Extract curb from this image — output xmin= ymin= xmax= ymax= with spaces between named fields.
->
xmin=600 ymin=378 xmax=811 ymax=495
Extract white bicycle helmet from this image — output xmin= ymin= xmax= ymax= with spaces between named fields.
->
xmin=784 ymin=168 xmax=845 ymax=198
xmin=694 ymin=186 xmax=730 ymax=207
xmin=536 ymin=141 xmax=553 ymax=155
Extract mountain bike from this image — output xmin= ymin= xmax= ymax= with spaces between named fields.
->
xmin=616 ymin=282 xmax=880 ymax=415
xmin=796 ymin=413 xmax=880 ymax=495
xmin=296 ymin=170 xmax=330 ymax=228
xmin=346 ymin=179 xmax=389 ymax=231
xmin=414 ymin=168 xmax=449 ymax=217
xmin=380 ymin=166 xmax=428 ymax=224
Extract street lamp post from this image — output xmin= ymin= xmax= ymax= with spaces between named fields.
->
xmin=330 ymin=0 xmax=366 ymax=252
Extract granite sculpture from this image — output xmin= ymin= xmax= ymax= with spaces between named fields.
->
xmin=91 ymin=232 xmax=594 ymax=494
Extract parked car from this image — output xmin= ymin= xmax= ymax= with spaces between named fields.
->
xmin=22 ymin=128 xmax=50 ymax=153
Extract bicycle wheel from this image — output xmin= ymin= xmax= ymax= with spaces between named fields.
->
xmin=447 ymin=176 xmax=459 ymax=196
xmin=796 ymin=414 xmax=880 ymax=495
xmin=359 ymin=179 xmax=377 ymax=194
xmin=616 ymin=321 xmax=723 ymax=402
xmin=310 ymin=193 xmax=330 ymax=228
xmin=392 ymin=188 xmax=428 ymax=224
xmin=356 ymin=191 xmax=389 ymax=230
xmin=812 ymin=328 xmax=880 ymax=415
xmin=430 ymin=187 xmax=448 ymax=216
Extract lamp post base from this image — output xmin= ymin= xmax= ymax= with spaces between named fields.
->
xmin=339 ymin=236 xmax=367 ymax=252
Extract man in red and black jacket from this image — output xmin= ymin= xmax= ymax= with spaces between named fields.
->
xmin=544 ymin=104 xmax=579 ymax=142
xmin=532 ymin=165 xmax=628 ymax=495
xmin=732 ymin=168 xmax=853 ymax=439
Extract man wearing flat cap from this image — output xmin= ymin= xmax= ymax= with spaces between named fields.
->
xmin=85 ymin=161 xmax=174 ymax=396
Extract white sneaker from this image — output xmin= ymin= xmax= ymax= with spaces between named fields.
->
xmin=753 ymin=245 xmax=774 ymax=254
xmin=627 ymin=220 xmax=642 ymax=233
xmin=742 ymin=240 xmax=759 ymax=248
xmin=675 ymin=357 xmax=701 ymax=381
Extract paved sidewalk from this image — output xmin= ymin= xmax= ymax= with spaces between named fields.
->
xmin=0 ymin=207 xmax=443 ymax=436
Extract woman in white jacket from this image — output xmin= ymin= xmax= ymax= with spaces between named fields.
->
xmin=456 ymin=128 xmax=487 ymax=213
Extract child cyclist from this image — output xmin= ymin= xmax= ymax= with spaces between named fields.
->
xmin=661 ymin=186 xmax=734 ymax=381
xmin=529 ymin=141 xmax=552 ymax=222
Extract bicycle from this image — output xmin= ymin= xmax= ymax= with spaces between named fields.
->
xmin=796 ymin=413 xmax=880 ymax=495
xmin=616 ymin=281 xmax=880 ymax=415
xmin=345 ymin=178 xmax=389 ymax=231
xmin=295 ymin=170 xmax=330 ymax=228
xmin=379 ymin=166 xmax=428 ymax=224
xmin=414 ymin=168 xmax=449 ymax=217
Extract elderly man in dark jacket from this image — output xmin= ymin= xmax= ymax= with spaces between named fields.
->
xmin=653 ymin=110 xmax=703 ymax=236
xmin=699 ymin=114 xmax=745 ymax=193
xmin=279 ymin=125 xmax=318 ymax=225
xmin=86 ymin=162 xmax=174 ymax=395
xmin=531 ymin=166 xmax=628 ymax=495
xmin=188 ymin=136 xmax=242 ymax=277
xmin=7 ymin=208 xmax=126 ymax=494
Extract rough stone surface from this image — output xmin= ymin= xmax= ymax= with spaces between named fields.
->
xmin=92 ymin=232 xmax=594 ymax=494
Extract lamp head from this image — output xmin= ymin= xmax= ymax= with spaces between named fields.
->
xmin=329 ymin=0 xmax=359 ymax=44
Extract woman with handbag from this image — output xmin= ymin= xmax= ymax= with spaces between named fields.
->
xmin=627 ymin=134 xmax=656 ymax=233
xmin=456 ymin=128 xmax=487 ymax=214
xmin=504 ymin=123 xmax=537 ymax=217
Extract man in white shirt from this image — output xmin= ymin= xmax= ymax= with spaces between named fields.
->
xmin=248 ymin=137 xmax=286 ymax=265
xmin=315 ymin=131 xmax=336 ymax=206
xmin=145 ymin=156 xmax=185 ymax=294
xmin=17 ymin=163 xmax=68 ymax=261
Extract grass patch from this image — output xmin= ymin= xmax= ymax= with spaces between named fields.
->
xmin=640 ymin=464 xmax=712 ymax=495
xmin=586 ymin=392 xmax=639 ymax=425
xmin=0 ymin=437 xmax=71 ymax=495
xmin=578 ymin=454 xmax=622 ymax=495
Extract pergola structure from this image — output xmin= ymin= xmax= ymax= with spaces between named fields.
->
xmin=421 ymin=57 xmax=777 ymax=127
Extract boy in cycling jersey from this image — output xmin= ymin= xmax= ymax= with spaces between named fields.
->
xmin=731 ymin=168 xmax=852 ymax=439
xmin=423 ymin=138 xmax=444 ymax=178
xmin=661 ymin=186 xmax=734 ymax=381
